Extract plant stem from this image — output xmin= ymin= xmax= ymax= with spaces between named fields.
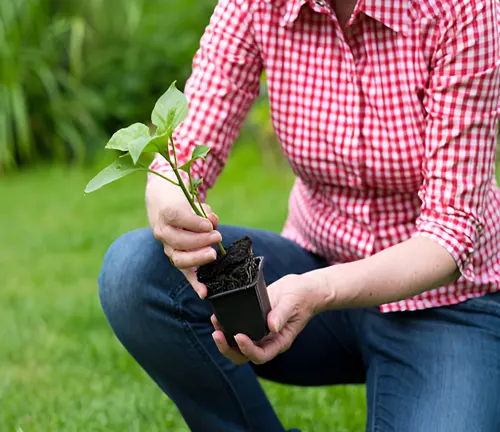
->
xmin=159 ymin=150 xmax=227 ymax=256
xmin=216 ymin=242 xmax=227 ymax=256
xmin=157 ymin=149 xmax=200 ymax=214
xmin=144 ymin=169 xmax=179 ymax=186
xmin=197 ymin=194 xmax=208 ymax=218
xmin=169 ymin=134 xmax=178 ymax=168
xmin=188 ymin=170 xmax=207 ymax=218
xmin=195 ymin=192 xmax=227 ymax=256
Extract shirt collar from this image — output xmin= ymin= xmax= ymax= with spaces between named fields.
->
xmin=279 ymin=0 xmax=309 ymax=27
xmin=359 ymin=0 xmax=410 ymax=34
xmin=280 ymin=0 xmax=410 ymax=35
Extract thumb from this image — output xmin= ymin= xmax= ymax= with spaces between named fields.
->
xmin=183 ymin=269 xmax=208 ymax=299
xmin=267 ymin=295 xmax=296 ymax=333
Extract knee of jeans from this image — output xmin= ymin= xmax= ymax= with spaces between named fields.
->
xmin=98 ymin=228 xmax=172 ymax=333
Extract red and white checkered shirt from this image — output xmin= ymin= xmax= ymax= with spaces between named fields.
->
xmin=149 ymin=0 xmax=500 ymax=312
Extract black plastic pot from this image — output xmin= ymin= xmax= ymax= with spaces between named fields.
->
xmin=207 ymin=256 xmax=271 ymax=347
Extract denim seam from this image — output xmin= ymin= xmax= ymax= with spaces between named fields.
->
xmin=170 ymin=279 xmax=192 ymax=304
xmin=176 ymin=292 xmax=254 ymax=432
xmin=367 ymin=359 xmax=379 ymax=432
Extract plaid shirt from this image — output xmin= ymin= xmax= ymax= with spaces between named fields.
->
xmin=149 ymin=0 xmax=500 ymax=312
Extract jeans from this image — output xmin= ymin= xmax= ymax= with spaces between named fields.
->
xmin=98 ymin=226 xmax=500 ymax=432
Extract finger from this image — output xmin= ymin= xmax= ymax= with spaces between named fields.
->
xmin=171 ymin=247 xmax=217 ymax=270
xmin=235 ymin=333 xmax=283 ymax=365
xmin=162 ymin=206 xmax=213 ymax=233
xmin=161 ymin=224 xmax=222 ymax=251
xmin=210 ymin=314 xmax=223 ymax=331
xmin=163 ymin=243 xmax=174 ymax=258
xmin=208 ymin=212 xmax=219 ymax=229
xmin=266 ymin=278 xmax=300 ymax=333
xmin=212 ymin=330 xmax=248 ymax=365
xmin=202 ymin=204 xmax=219 ymax=228
xmin=183 ymin=269 xmax=208 ymax=299
xmin=267 ymin=298 xmax=297 ymax=334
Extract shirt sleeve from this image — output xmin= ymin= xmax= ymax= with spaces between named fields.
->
xmin=413 ymin=0 xmax=500 ymax=281
xmin=148 ymin=0 xmax=263 ymax=200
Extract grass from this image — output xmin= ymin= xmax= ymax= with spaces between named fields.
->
xmin=0 ymin=143 xmax=366 ymax=431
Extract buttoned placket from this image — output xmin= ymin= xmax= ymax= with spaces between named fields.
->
xmin=307 ymin=0 xmax=362 ymax=189
xmin=333 ymin=12 xmax=373 ymax=252
xmin=339 ymin=35 xmax=363 ymax=191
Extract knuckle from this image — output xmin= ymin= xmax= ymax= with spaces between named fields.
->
xmin=168 ymin=236 xmax=182 ymax=250
xmin=152 ymin=226 xmax=163 ymax=241
xmin=163 ymin=207 xmax=178 ymax=224
xmin=162 ymin=226 xmax=183 ymax=250
xmin=172 ymin=251 xmax=197 ymax=269
xmin=171 ymin=251 xmax=183 ymax=268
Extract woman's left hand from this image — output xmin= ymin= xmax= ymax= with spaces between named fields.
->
xmin=211 ymin=272 xmax=328 ymax=365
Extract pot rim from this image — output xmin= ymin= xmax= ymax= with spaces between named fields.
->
xmin=206 ymin=256 xmax=264 ymax=301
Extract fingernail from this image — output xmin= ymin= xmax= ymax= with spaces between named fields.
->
xmin=210 ymin=232 xmax=222 ymax=242
xmin=273 ymin=319 xmax=281 ymax=332
xmin=201 ymin=220 xmax=212 ymax=231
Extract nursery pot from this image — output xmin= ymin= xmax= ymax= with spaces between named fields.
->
xmin=207 ymin=256 xmax=271 ymax=348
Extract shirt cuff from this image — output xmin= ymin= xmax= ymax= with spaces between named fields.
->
xmin=413 ymin=219 xmax=479 ymax=282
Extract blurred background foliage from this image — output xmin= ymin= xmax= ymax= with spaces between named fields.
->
xmin=1 ymin=0 xmax=499 ymax=173
xmin=0 ymin=0 xmax=280 ymax=172
xmin=1 ymin=2 xmax=497 ymax=429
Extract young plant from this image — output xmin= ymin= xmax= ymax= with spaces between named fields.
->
xmin=84 ymin=81 xmax=226 ymax=256
xmin=85 ymin=82 xmax=272 ymax=345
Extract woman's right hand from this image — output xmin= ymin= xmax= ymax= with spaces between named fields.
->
xmin=146 ymin=177 xmax=221 ymax=298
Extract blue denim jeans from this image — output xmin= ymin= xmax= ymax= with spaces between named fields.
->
xmin=98 ymin=226 xmax=500 ymax=432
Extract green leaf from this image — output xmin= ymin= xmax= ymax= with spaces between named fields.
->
xmin=191 ymin=144 xmax=210 ymax=160
xmin=147 ymin=134 xmax=169 ymax=153
xmin=151 ymin=81 xmax=188 ymax=135
xmin=84 ymin=153 xmax=151 ymax=193
xmin=179 ymin=145 xmax=211 ymax=173
xmin=129 ymin=136 xmax=152 ymax=164
xmin=129 ymin=134 xmax=170 ymax=166
xmin=190 ymin=177 xmax=203 ymax=193
xmin=105 ymin=123 xmax=150 ymax=152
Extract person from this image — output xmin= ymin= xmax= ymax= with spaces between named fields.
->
xmin=98 ymin=0 xmax=500 ymax=430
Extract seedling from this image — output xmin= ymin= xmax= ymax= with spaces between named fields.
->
xmin=85 ymin=81 xmax=226 ymax=255
xmin=85 ymin=81 xmax=271 ymax=346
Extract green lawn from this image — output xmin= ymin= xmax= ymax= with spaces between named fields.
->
xmin=0 ymin=144 xmax=366 ymax=431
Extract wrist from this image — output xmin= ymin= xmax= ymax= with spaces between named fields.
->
xmin=299 ymin=268 xmax=337 ymax=314
xmin=311 ymin=263 xmax=365 ymax=311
